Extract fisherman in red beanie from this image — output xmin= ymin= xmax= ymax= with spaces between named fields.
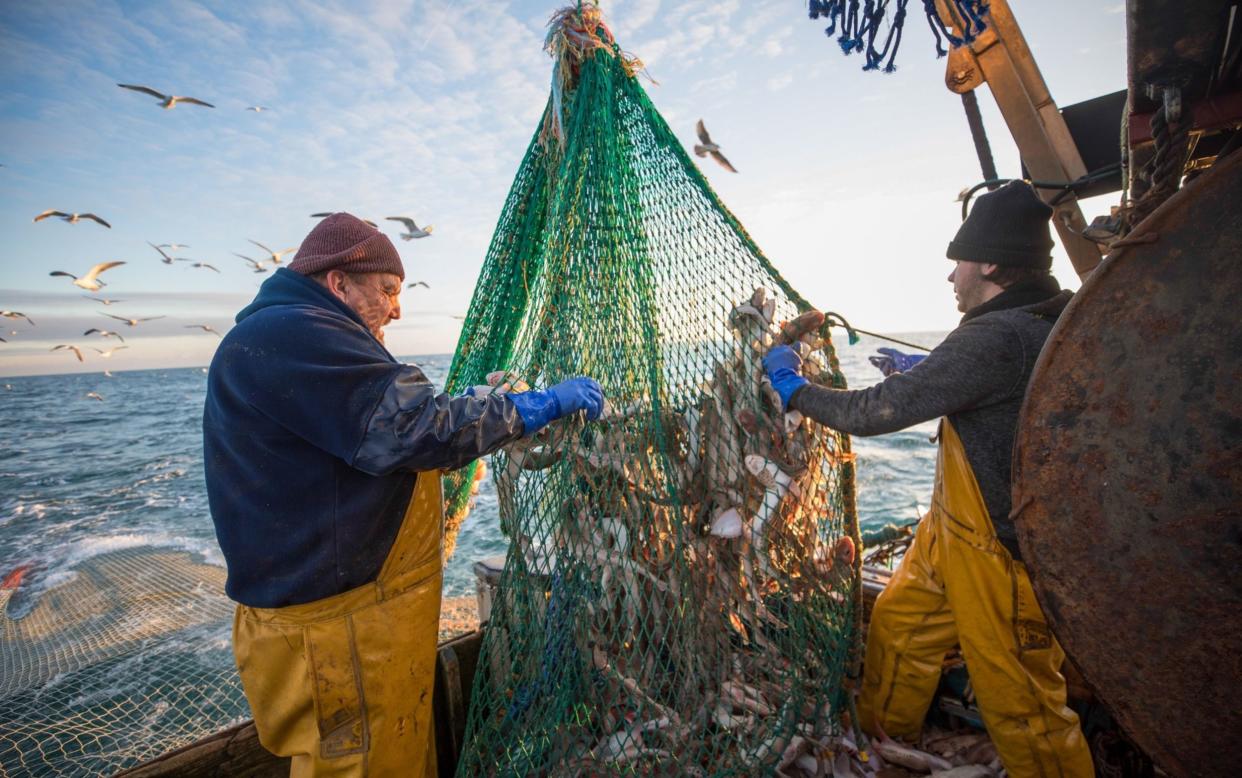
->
xmin=287 ymin=213 xmax=408 ymax=343
xmin=204 ymin=213 xmax=604 ymax=775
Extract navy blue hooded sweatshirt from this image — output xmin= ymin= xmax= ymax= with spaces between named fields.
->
xmin=203 ymin=268 xmax=525 ymax=608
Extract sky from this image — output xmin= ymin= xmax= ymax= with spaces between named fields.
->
xmin=0 ymin=0 xmax=1128 ymax=377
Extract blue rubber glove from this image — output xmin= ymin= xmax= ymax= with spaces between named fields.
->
xmin=762 ymin=345 xmax=808 ymax=411
xmin=548 ymin=376 xmax=605 ymax=420
xmin=867 ymin=347 xmax=926 ymax=377
xmin=508 ymin=377 xmax=604 ymax=435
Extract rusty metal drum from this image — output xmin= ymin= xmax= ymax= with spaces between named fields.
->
xmin=1012 ymin=151 xmax=1242 ymax=777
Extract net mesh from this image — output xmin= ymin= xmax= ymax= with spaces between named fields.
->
xmin=0 ymin=548 xmax=246 ymax=776
xmin=443 ymin=6 xmax=861 ymax=774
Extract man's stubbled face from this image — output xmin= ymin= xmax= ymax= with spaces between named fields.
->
xmin=334 ymin=272 xmax=402 ymax=342
xmin=948 ymin=260 xmax=989 ymax=313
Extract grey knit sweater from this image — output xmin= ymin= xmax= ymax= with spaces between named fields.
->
xmin=792 ymin=287 xmax=1072 ymax=559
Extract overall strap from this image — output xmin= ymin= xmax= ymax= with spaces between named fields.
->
xmin=376 ymin=472 xmax=445 ymax=598
xmin=932 ymin=419 xmax=1004 ymax=554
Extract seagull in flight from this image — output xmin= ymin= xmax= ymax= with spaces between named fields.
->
xmin=156 ymin=243 xmax=191 ymax=250
xmin=386 ymin=216 xmax=433 ymax=240
xmin=186 ymin=324 xmax=222 ymax=337
xmin=86 ymin=296 xmax=125 ymax=305
xmin=34 ymin=210 xmax=112 ymax=228
xmin=312 ymin=213 xmax=379 ymax=229
xmin=149 ymin=242 xmax=190 ymax=265
xmin=84 ymin=328 xmax=125 ymax=342
xmin=49 ymin=261 xmax=126 ymax=291
xmin=246 ymin=106 xmax=270 ymax=112
xmin=248 ymin=239 xmax=296 ymax=265
xmin=234 ymin=253 xmax=269 ymax=273
xmin=1 ymin=311 xmax=34 ymax=326
xmin=86 ymin=392 xmax=105 ymax=402
xmin=406 ymin=281 xmax=430 ymax=289
xmin=117 ymin=84 xmax=215 ymax=109
xmin=693 ymin=119 xmax=738 ymax=173
xmin=104 ymin=370 xmax=114 ymax=378
xmin=92 ymin=346 xmax=128 ymax=358
xmin=102 ymin=313 xmax=164 ymax=327
xmin=52 ymin=344 xmax=84 ymax=362
xmin=187 ymin=262 xmax=220 ymax=273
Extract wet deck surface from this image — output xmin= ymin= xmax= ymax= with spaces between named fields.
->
xmin=439 ymin=595 xmax=480 ymax=643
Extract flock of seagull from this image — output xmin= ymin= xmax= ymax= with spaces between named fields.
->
xmin=6 ymin=83 xmax=740 ymax=401
xmin=4 ymin=85 xmax=437 ymax=400
xmin=14 ymin=209 xmax=432 ymax=377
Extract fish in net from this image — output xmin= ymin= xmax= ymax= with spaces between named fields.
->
xmin=442 ymin=4 xmax=862 ymax=774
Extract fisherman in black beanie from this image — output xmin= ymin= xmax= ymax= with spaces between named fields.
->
xmin=763 ymin=181 xmax=1093 ymax=775
xmin=945 ymin=180 xmax=1064 ymax=318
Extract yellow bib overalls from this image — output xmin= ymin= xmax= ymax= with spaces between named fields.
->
xmin=233 ymin=472 xmax=444 ymax=777
xmin=858 ymin=420 xmax=1094 ymax=778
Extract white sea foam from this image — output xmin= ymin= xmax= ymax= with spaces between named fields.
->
xmin=10 ymin=502 xmax=50 ymax=520
xmin=132 ymin=469 xmax=186 ymax=488
xmin=11 ymin=532 xmax=225 ymax=605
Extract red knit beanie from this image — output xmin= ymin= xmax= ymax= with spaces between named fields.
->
xmin=288 ymin=213 xmax=405 ymax=279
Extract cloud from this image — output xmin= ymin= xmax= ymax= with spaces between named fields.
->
xmin=768 ymin=73 xmax=794 ymax=91
xmin=415 ymin=6 xmax=479 ymax=74
xmin=156 ymin=1 xmax=249 ymax=47
xmin=626 ymin=0 xmax=743 ymax=70
xmin=691 ymin=70 xmax=739 ymax=96
xmin=607 ymin=0 xmax=662 ymax=38
xmin=290 ymin=0 xmax=444 ymax=90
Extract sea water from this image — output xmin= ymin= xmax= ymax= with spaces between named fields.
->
xmin=0 ymin=333 xmax=942 ymax=601
xmin=0 ymin=333 xmax=942 ymax=773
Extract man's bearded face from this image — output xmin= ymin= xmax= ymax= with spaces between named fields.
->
xmin=336 ymin=272 xmax=402 ymax=342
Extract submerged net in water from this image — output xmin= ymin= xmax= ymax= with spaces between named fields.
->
xmin=444 ymin=5 xmax=861 ymax=774
xmin=0 ymin=548 xmax=246 ymax=775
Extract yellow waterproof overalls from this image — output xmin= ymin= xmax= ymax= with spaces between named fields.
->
xmin=859 ymin=420 xmax=1094 ymax=778
xmin=233 ymin=472 xmax=443 ymax=777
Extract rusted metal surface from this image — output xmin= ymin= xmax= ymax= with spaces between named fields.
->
xmin=1128 ymin=0 xmax=1235 ymax=113
xmin=1013 ymin=150 xmax=1242 ymax=778
xmin=1129 ymin=89 xmax=1242 ymax=146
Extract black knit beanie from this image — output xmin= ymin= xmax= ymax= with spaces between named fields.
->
xmin=946 ymin=181 xmax=1054 ymax=269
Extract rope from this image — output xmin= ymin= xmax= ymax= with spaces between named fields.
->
xmin=922 ymin=0 xmax=989 ymax=56
xmin=807 ymin=0 xmax=989 ymax=72
xmin=958 ymin=163 xmax=1123 ymax=221
xmin=1119 ymin=93 xmax=1132 ymax=206
xmin=823 ymin=311 xmax=933 ymax=352
xmin=1129 ymin=94 xmax=1190 ymax=227
xmin=960 ymin=90 xmax=998 ymax=187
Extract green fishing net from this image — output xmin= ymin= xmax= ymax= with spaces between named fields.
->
xmin=442 ymin=5 xmax=860 ymax=774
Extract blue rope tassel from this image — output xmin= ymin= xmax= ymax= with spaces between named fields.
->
xmin=810 ymin=0 xmax=989 ymax=72
xmin=864 ymin=0 xmax=908 ymax=73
